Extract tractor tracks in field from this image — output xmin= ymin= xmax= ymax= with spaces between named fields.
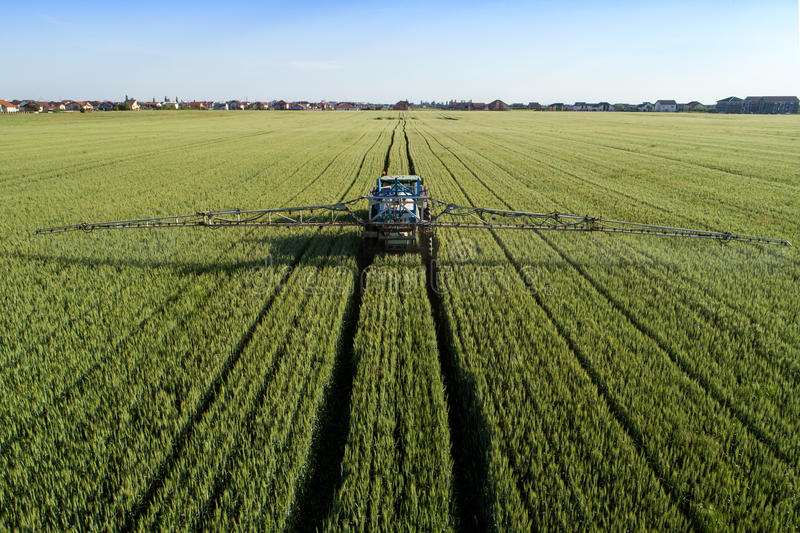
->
xmin=2 ymin=129 xmax=277 ymax=189
xmin=121 ymin=125 xmax=393 ymax=531
xmin=193 ymin=122 xmax=392 ymax=531
xmin=428 ymin=127 xmax=799 ymax=341
xmin=407 ymin=122 xmax=495 ymax=532
xmin=415 ymin=126 xmax=584 ymax=530
xmin=419 ymin=125 xmax=800 ymax=529
xmin=402 ymin=117 xmax=415 ymax=176
xmin=8 ymin=146 xmax=317 ymax=410
xmin=418 ymin=125 xmax=694 ymax=526
xmin=426 ymin=127 xmax=798 ymax=470
xmin=424 ymin=259 xmax=494 ymax=533
xmin=189 ymin=238 xmax=344 ymax=531
xmin=287 ymin=121 xmax=403 ymax=531
xmin=120 ymin=235 xmax=318 ymax=532
xmin=427 ymin=128 xmax=800 ymax=388
xmin=0 ymin=129 xmax=384 ymax=530
xmin=123 ymin=127 xmax=394 ymax=531
xmin=287 ymin=236 xmax=375 ymax=531
xmin=0 ymin=135 xmax=367 ymax=455
xmin=476 ymin=131 xmax=794 ymax=242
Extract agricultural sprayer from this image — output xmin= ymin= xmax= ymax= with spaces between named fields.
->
xmin=35 ymin=175 xmax=792 ymax=254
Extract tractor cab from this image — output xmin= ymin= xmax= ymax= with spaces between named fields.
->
xmin=364 ymin=175 xmax=431 ymax=251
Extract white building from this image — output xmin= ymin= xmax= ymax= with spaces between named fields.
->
xmin=654 ymin=99 xmax=677 ymax=112
xmin=0 ymin=99 xmax=18 ymax=113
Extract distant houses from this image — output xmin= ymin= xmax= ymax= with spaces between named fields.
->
xmin=20 ymin=101 xmax=44 ymax=112
xmin=742 ymin=96 xmax=799 ymax=114
xmin=0 ymin=99 xmax=18 ymax=113
xmin=573 ymin=102 xmax=612 ymax=111
xmin=654 ymin=100 xmax=677 ymax=112
xmin=2 ymin=94 xmax=797 ymax=114
xmin=677 ymin=101 xmax=704 ymax=112
xmin=716 ymin=97 xmax=744 ymax=114
xmin=66 ymin=101 xmax=93 ymax=111
xmin=446 ymin=100 xmax=490 ymax=110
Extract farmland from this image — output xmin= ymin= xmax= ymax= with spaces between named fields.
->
xmin=1 ymin=110 xmax=799 ymax=531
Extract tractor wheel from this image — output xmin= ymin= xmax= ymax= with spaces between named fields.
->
xmin=422 ymin=230 xmax=435 ymax=263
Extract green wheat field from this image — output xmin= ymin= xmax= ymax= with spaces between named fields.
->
xmin=1 ymin=110 xmax=799 ymax=531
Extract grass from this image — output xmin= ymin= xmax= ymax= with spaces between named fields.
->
xmin=1 ymin=110 xmax=798 ymax=530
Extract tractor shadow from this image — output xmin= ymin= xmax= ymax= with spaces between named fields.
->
xmin=21 ymin=232 xmax=361 ymax=277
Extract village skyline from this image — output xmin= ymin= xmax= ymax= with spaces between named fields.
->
xmin=2 ymin=96 xmax=798 ymax=114
xmin=2 ymin=1 xmax=798 ymax=104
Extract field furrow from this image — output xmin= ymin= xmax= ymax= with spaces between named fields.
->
xmin=412 ymin=115 xmax=800 ymax=529
xmin=2 ymin=110 xmax=798 ymax=531
xmin=409 ymin=123 xmax=690 ymax=530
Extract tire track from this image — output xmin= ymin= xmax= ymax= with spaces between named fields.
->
xmin=425 ymin=126 xmax=797 ymax=470
xmin=190 ymin=237 xmax=339 ymax=531
xmin=5 ymin=146 xmax=315 ymax=396
xmin=491 ymin=231 xmax=707 ymax=532
xmin=190 ymin=123 xmax=392 ymax=529
xmin=407 ymin=121 xmax=497 ymax=531
xmin=2 ymin=144 xmax=340 ymax=440
xmin=415 ymin=125 xmax=591 ymax=530
xmin=120 ymin=125 xmax=390 ymax=531
xmin=425 ymin=126 xmax=800 ymax=368
xmin=286 ymin=120 xmax=399 ymax=531
xmin=120 ymin=237 xmax=316 ymax=532
xmin=417 ymin=124 xmax=699 ymax=529
xmin=0 ymin=129 xmax=377 ymax=458
xmin=475 ymin=129 xmax=796 ymax=232
xmin=2 ymin=129 xmax=277 ymax=189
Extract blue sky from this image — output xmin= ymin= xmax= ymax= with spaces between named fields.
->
xmin=2 ymin=0 xmax=798 ymax=104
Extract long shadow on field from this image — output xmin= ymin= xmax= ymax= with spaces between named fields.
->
xmin=425 ymin=255 xmax=494 ymax=532
xmin=288 ymin=117 xmax=403 ymax=530
xmin=116 ymin=233 xmax=350 ymax=532
xmin=408 ymin=118 xmax=494 ymax=531
xmin=287 ymin=239 xmax=376 ymax=532
xmin=20 ymin=234 xmax=359 ymax=276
